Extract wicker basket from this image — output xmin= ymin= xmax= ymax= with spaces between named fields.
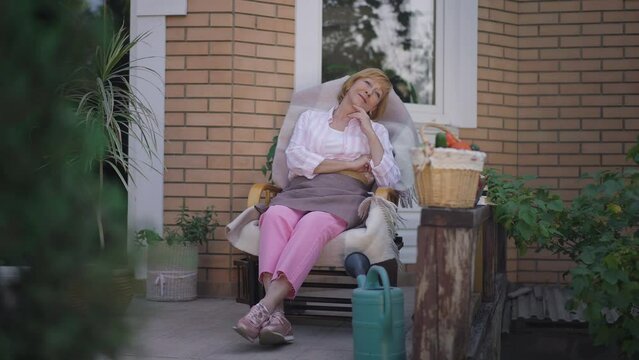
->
xmin=413 ymin=123 xmax=486 ymax=208
xmin=146 ymin=243 xmax=199 ymax=301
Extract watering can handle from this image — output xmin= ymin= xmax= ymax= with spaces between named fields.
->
xmin=365 ymin=265 xmax=392 ymax=331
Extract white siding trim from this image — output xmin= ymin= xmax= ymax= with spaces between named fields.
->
xmin=137 ymin=0 xmax=187 ymax=16
xmin=128 ymin=0 xmax=186 ymax=278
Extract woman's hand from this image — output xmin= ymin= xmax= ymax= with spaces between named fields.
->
xmin=350 ymin=154 xmax=371 ymax=172
xmin=350 ymin=105 xmax=375 ymax=135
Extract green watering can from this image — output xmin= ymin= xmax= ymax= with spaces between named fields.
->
xmin=351 ymin=263 xmax=406 ymax=360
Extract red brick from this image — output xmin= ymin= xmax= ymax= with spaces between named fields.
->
xmin=166 ymin=70 xmax=209 ymax=84
xmin=166 ymin=127 xmax=207 ymax=140
xmin=582 ymin=0 xmax=623 ymax=11
xmin=187 ymin=113 xmax=231 ymax=127
xmin=538 ymin=96 xmax=579 ymax=107
xmin=185 ymin=169 xmax=230 ymax=183
xmin=539 ymin=143 xmax=580 ymax=153
xmin=185 ymin=141 xmax=231 ymax=155
xmin=539 ymin=166 xmax=579 ymax=177
xmin=583 ymin=47 xmax=624 ymax=59
xmin=559 ymin=107 xmax=601 ymax=118
xmin=165 ymin=155 xmax=207 ymax=169
xmin=166 ymin=99 xmax=208 ymax=112
xmin=209 ymin=99 xmax=232 ymax=112
xmin=559 ymin=60 xmax=601 ymax=71
xmin=233 ymin=99 xmax=256 ymax=113
xmin=234 ymin=57 xmax=276 ymax=72
xmin=539 ymin=119 xmax=581 ymax=130
xmin=165 ymin=183 xmax=205 ymax=197
xmin=165 ymin=142 xmax=184 ymax=155
xmin=519 ymin=13 xmax=559 ymax=25
xmin=167 ymin=42 xmax=209 ymax=55
xmin=208 ymin=128 xmax=231 ymax=141
xmin=234 ymin=28 xmax=277 ymax=44
xmin=234 ymin=42 xmax=256 ymax=57
xmin=232 ymin=142 xmax=271 ymax=156
xmin=236 ymin=0 xmax=276 ymax=16
xmin=189 ymin=0 xmax=232 ymax=12
xmin=601 ymin=131 xmax=639 ymax=142
xmin=276 ymin=60 xmax=294 ymax=74
xmin=582 ymin=72 xmax=623 ymax=83
xmin=539 ymin=48 xmax=580 ymax=60
xmin=559 ymin=154 xmax=601 ymax=165
xmin=166 ymin=84 xmax=185 ymax=97
xmin=603 ymin=83 xmax=639 ymax=94
xmin=206 ymin=184 xmax=231 ymax=198
xmin=603 ymin=35 xmax=639 ymax=46
xmin=559 ymin=35 xmax=602 ymax=47
xmin=584 ymin=24 xmax=625 ymax=35
xmin=560 ymin=12 xmax=601 ymax=24
xmin=167 ymin=13 xmax=209 ymax=27
xmin=166 ymin=56 xmax=185 ymax=70
xmin=186 ymin=55 xmax=232 ymax=69
xmin=582 ymin=119 xmax=623 ymax=129
xmin=210 ymin=13 xmax=233 ymax=27
xmin=559 ymin=131 xmax=600 ymax=141
xmin=603 ymin=59 xmax=639 ymax=70
xmin=255 ymin=73 xmax=294 ymax=88
xmin=540 ymin=1 xmax=581 ymax=12
xmin=257 ymin=17 xmax=295 ymax=33
xmin=233 ymin=85 xmax=276 ymax=100
xmin=233 ymin=113 xmax=275 ymax=128
xmin=560 ymin=83 xmax=601 ymax=95
xmin=536 ymin=260 xmax=576 ymax=272
xmin=207 ymin=156 xmax=231 ymax=169
xmin=186 ymin=28 xmax=232 ymax=41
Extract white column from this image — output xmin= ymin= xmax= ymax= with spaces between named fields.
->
xmin=128 ymin=0 xmax=187 ymax=279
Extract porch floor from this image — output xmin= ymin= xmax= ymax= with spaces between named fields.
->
xmin=118 ymin=287 xmax=415 ymax=360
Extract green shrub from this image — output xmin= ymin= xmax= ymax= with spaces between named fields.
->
xmin=0 ymin=1 xmax=131 ymax=359
xmin=485 ymin=139 xmax=639 ymax=358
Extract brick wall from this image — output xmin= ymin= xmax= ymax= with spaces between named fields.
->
xmin=464 ymin=0 xmax=639 ymax=284
xmin=164 ymin=0 xmax=638 ymax=297
xmin=165 ymin=0 xmax=295 ymax=297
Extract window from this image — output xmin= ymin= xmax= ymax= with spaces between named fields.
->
xmin=295 ymin=0 xmax=478 ymax=128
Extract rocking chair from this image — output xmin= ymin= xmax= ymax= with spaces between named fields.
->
xmin=226 ymin=76 xmax=418 ymax=318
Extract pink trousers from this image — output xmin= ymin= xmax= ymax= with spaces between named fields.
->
xmin=258 ymin=205 xmax=347 ymax=298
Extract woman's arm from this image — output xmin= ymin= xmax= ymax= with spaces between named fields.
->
xmin=286 ymin=111 xmax=326 ymax=179
xmin=314 ymin=155 xmax=371 ymax=174
xmin=349 ymin=106 xmax=401 ymax=187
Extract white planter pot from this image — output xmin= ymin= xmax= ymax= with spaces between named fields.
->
xmin=146 ymin=243 xmax=199 ymax=301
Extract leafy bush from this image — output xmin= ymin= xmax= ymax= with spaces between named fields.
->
xmin=0 ymin=1 xmax=130 ymax=359
xmin=136 ymin=207 xmax=218 ymax=247
xmin=485 ymin=138 xmax=639 ymax=358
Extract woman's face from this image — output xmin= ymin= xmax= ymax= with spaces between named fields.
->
xmin=345 ymin=77 xmax=385 ymax=114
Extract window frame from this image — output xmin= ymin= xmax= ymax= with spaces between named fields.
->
xmin=294 ymin=0 xmax=478 ymax=128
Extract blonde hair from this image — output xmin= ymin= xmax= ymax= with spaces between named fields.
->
xmin=337 ymin=68 xmax=392 ymax=120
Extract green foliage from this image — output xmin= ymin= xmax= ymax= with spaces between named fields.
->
xmin=260 ymin=135 xmax=278 ymax=183
xmin=66 ymin=23 xmax=159 ymax=250
xmin=0 ymin=1 xmax=129 ymax=358
xmin=483 ymin=168 xmax=565 ymax=254
xmin=136 ymin=207 xmax=218 ymax=247
xmin=485 ymin=154 xmax=639 ymax=357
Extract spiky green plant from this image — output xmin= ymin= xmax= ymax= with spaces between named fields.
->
xmin=68 ymin=25 xmax=159 ymax=249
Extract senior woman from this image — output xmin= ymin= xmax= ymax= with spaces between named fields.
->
xmin=233 ymin=68 xmax=401 ymax=345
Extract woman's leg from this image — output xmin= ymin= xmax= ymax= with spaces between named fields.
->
xmin=262 ymin=211 xmax=347 ymax=309
xmin=234 ymin=205 xmax=305 ymax=342
xmin=258 ymin=205 xmax=306 ymax=279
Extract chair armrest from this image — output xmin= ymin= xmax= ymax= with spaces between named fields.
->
xmin=374 ymin=187 xmax=399 ymax=205
xmin=247 ymin=183 xmax=282 ymax=207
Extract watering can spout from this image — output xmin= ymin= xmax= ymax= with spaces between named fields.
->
xmin=344 ymin=252 xmax=370 ymax=277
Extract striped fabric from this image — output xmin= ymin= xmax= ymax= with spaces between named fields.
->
xmin=285 ymin=108 xmax=401 ymax=188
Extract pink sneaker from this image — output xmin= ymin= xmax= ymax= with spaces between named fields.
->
xmin=259 ymin=311 xmax=294 ymax=345
xmin=233 ymin=302 xmax=270 ymax=342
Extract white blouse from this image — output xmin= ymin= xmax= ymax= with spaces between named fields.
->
xmin=285 ymin=108 xmax=401 ymax=188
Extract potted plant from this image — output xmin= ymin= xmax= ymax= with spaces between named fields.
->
xmin=66 ymin=23 xmax=159 ymax=309
xmin=136 ymin=207 xmax=218 ymax=301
